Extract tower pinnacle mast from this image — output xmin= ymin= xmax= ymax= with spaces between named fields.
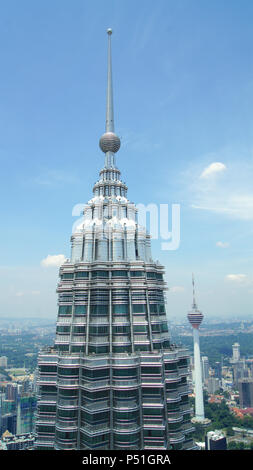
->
xmin=192 ymin=273 xmax=197 ymax=309
xmin=106 ymin=28 xmax=114 ymax=133
xmin=99 ymin=28 xmax=121 ymax=168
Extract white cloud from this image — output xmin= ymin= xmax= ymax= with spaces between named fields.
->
xmin=225 ymin=274 xmax=247 ymax=283
xmin=169 ymin=286 xmax=185 ymax=293
xmin=192 ymin=194 xmax=253 ymax=220
xmin=15 ymin=291 xmax=25 ymax=297
xmin=41 ymin=254 xmax=66 ymax=268
xmin=15 ymin=289 xmax=40 ymax=297
xmin=200 ymin=162 xmax=227 ymax=179
xmin=216 ymin=241 xmax=229 ymax=248
xmin=186 ymin=154 xmax=253 ymax=220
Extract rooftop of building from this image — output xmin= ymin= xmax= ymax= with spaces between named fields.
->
xmin=230 ymin=407 xmax=253 ymax=418
xmin=238 ymin=377 xmax=253 ymax=384
xmin=206 ymin=430 xmax=226 ymax=440
xmin=1 ymin=431 xmax=35 ymax=442
xmin=208 ymin=394 xmax=224 ymax=403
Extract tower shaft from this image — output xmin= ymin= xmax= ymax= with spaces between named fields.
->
xmin=193 ymin=328 xmax=205 ymax=421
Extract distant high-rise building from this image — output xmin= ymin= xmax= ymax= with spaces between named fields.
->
xmin=35 ymin=29 xmax=195 ymax=451
xmin=6 ymin=384 xmax=18 ymax=403
xmin=238 ymin=378 xmax=253 ymax=408
xmin=205 ymin=430 xmax=227 ymax=450
xmin=201 ymin=356 xmax=209 ymax=383
xmin=17 ymin=395 xmax=37 ymax=434
xmin=187 ymin=276 xmax=209 ymax=425
xmin=214 ymin=362 xmax=222 ymax=380
xmin=21 ymin=379 xmax=30 ymax=395
xmin=233 ymin=360 xmax=248 ymax=390
xmin=207 ymin=377 xmax=220 ymax=395
xmin=247 ymin=360 xmax=253 ymax=379
xmin=0 ymin=413 xmax=17 ymax=436
xmin=232 ymin=343 xmax=240 ymax=362
xmin=0 ymin=356 xmax=8 ymax=368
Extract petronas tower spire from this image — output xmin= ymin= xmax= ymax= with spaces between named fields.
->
xmin=99 ymin=29 xmax=121 ymax=168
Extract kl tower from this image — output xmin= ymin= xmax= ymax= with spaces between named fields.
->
xmin=187 ymin=275 xmax=210 ymax=425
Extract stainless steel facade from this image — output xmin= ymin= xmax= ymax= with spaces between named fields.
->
xmin=35 ymin=30 xmax=195 ymax=450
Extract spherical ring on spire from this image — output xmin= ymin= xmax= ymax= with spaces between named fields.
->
xmin=99 ymin=131 xmax=121 ymax=153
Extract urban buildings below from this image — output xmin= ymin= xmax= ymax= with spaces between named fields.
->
xmin=0 ymin=430 xmax=35 ymax=450
xmin=205 ymin=430 xmax=227 ymax=450
xmin=0 ymin=381 xmax=36 ymax=436
xmin=35 ymin=29 xmax=196 ymax=451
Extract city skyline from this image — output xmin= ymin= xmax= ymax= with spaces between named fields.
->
xmin=0 ymin=0 xmax=253 ymax=320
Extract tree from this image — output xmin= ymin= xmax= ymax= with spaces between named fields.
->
xmin=228 ymin=441 xmax=238 ymax=450
xmin=226 ymin=427 xmax=234 ymax=436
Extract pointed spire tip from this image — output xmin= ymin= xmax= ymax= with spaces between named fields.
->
xmin=99 ymin=26 xmax=121 ymax=158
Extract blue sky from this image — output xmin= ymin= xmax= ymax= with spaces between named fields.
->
xmin=0 ymin=0 xmax=253 ymax=320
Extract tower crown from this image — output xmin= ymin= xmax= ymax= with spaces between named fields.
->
xmin=187 ymin=274 xmax=204 ymax=329
xmin=187 ymin=310 xmax=204 ymax=329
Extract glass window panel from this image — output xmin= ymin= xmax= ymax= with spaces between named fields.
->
xmin=58 ymin=305 xmax=72 ymax=315
xmin=149 ymin=304 xmax=159 ymax=314
xmin=113 ymin=368 xmax=137 ymax=377
xmin=89 ymin=326 xmax=109 ymax=335
xmin=112 ymin=270 xmax=128 ymax=277
xmin=112 ymin=304 xmax=129 ymax=314
xmin=130 ymin=271 xmax=144 ymax=277
xmin=75 ymin=271 xmax=89 ymax=278
xmin=133 ymin=325 xmax=148 ymax=333
xmin=61 ymin=273 xmax=74 ymax=280
xmin=56 ymin=326 xmax=71 ymax=333
xmin=132 ymin=304 xmax=146 ymax=313
xmin=91 ymin=271 xmax=109 ymax=278
xmin=147 ymin=272 xmax=156 ymax=279
xmin=90 ymin=305 xmax=108 ymax=315
xmin=74 ymin=305 xmax=87 ymax=315
xmin=112 ymin=325 xmax=130 ymax=334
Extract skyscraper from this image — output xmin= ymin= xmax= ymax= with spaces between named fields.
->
xmin=238 ymin=378 xmax=253 ymax=408
xmin=214 ymin=362 xmax=222 ymax=380
xmin=205 ymin=430 xmax=227 ymax=450
xmin=35 ymin=29 xmax=195 ymax=451
xmin=207 ymin=377 xmax=220 ymax=395
xmin=201 ymin=356 xmax=209 ymax=383
xmin=232 ymin=343 xmax=240 ymax=363
xmin=187 ymin=275 xmax=209 ymax=425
